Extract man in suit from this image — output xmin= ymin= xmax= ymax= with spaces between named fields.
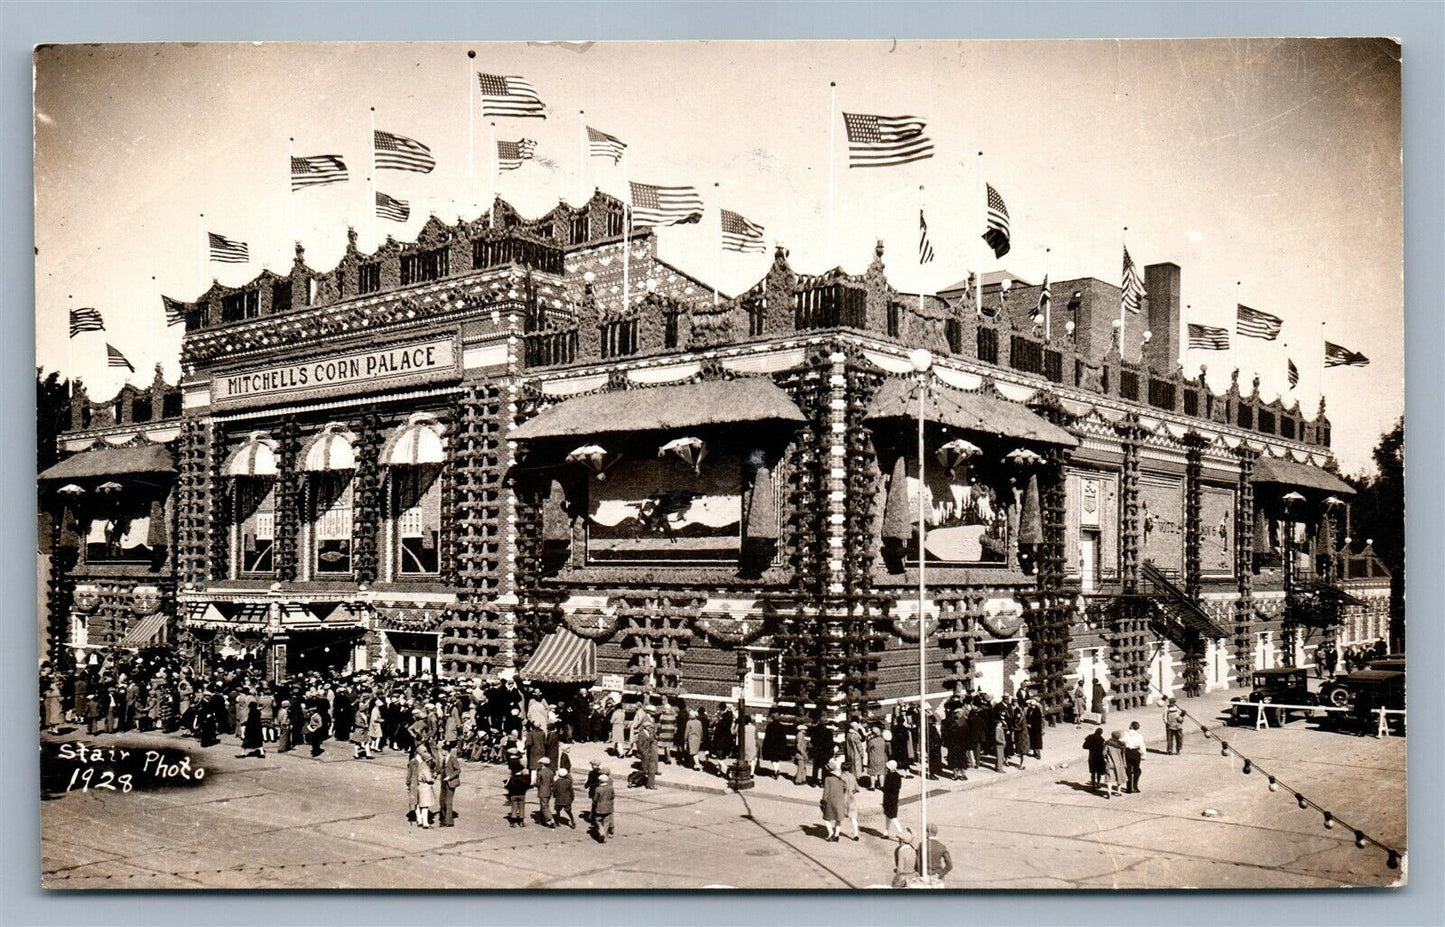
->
xmin=535 ymin=757 xmax=557 ymax=827
xmin=633 ymin=711 xmax=658 ymax=789
xmin=438 ymin=739 xmax=461 ymax=827
xmin=552 ymin=767 xmax=576 ymax=829
xmin=591 ymin=768 xmax=616 ymax=842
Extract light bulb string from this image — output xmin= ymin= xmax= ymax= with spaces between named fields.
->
xmin=1146 ymin=680 xmax=1403 ymax=864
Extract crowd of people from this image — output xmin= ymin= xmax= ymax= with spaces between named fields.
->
xmin=1314 ymin=638 xmax=1391 ymax=677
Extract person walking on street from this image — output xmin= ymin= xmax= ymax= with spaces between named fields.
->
xmin=240 ymin=699 xmax=265 ymax=758
xmin=591 ymin=769 xmax=616 ymax=842
xmin=1083 ymin=727 xmax=1107 ymax=791
xmin=881 ymin=759 xmax=911 ymax=838
xmin=793 ymin=723 xmax=812 ymax=786
xmin=820 ymin=759 xmax=848 ymax=842
xmin=632 ymin=711 xmax=658 ymax=789
xmin=841 ymin=764 xmax=862 ymax=841
xmin=505 ymin=757 xmax=531 ymax=828
xmin=1092 ymin=678 xmax=1109 ymax=724
xmin=536 ymin=757 xmax=557 ymax=827
xmin=438 ymin=740 xmax=461 ymax=827
xmin=1103 ymin=730 xmax=1127 ymax=799
xmin=1123 ymin=721 xmax=1145 ymax=793
xmin=1163 ymin=698 xmax=1185 ymax=755
xmin=306 ymin=700 xmax=327 ymax=757
xmin=552 ymin=767 xmax=576 ymax=829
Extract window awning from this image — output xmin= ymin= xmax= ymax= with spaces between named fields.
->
xmin=118 ymin=612 xmax=169 ymax=649
xmin=511 ymin=378 xmax=807 ymax=441
xmin=222 ymin=432 xmax=279 ymax=477
xmin=301 ymin=424 xmax=357 ymax=471
xmin=382 ymin=413 xmax=445 ymax=466
xmin=39 ymin=444 xmax=174 ymax=481
xmin=519 ymin=628 xmax=598 ymax=684
xmin=865 ymin=377 xmax=1078 ymax=447
xmin=1254 ymin=457 xmax=1355 ymax=496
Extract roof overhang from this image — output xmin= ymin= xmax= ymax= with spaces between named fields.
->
xmin=511 ymin=377 xmax=807 ymax=441
xmin=865 ymin=377 xmax=1078 ymax=447
xmin=39 ymin=444 xmax=175 ymax=481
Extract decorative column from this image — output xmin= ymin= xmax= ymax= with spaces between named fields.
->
xmin=1233 ymin=446 xmax=1258 ymax=680
xmin=1110 ymin=415 xmax=1149 ymax=710
xmin=1181 ymin=432 xmax=1207 ymax=697
xmin=351 ymin=412 xmax=383 ymax=584
xmin=1027 ymin=397 xmax=1073 ymax=723
xmin=175 ymin=417 xmax=215 ymax=589
xmin=274 ymin=418 xmax=302 ymax=582
xmin=206 ymin=425 xmax=230 ymax=582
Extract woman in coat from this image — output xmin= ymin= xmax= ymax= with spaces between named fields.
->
xmin=761 ymin=713 xmax=792 ymax=778
xmin=845 ymin=723 xmax=866 ymax=777
xmin=43 ymin=680 xmax=65 ymax=733
xmin=367 ymin=699 xmax=384 ymax=757
xmin=1011 ymin=704 xmax=1032 ymax=769
xmin=1025 ymin=697 xmax=1045 ymax=760
xmin=684 ymin=712 xmax=704 ymax=767
xmin=711 ymin=706 xmax=736 ymax=761
xmin=840 ymin=764 xmax=861 ymax=840
xmin=740 ymin=714 xmax=759 ymax=773
xmin=1082 ymin=727 xmax=1107 ymax=790
xmin=241 ymin=699 xmax=265 ymax=758
xmin=881 ymin=759 xmax=909 ymax=837
xmin=819 ymin=761 xmax=848 ymax=842
xmin=413 ymin=750 xmax=439 ymax=828
xmin=405 ymin=744 xmax=421 ymax=823
xmin=1102 ymin=730 xmax=1127 ymax=799
xmin=608 ymin=702 xmax=627 ymax=756
xmin=866 ymin=725 xmax=889 ymax=789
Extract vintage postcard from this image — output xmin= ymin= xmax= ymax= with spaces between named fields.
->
xmin=34 ymin=39 xmax=1405 ymax=889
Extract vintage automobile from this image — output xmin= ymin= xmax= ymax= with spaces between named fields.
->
xmin=1317 ymin=668 xmax=1406 ymax=735
xmin=1229 ymin=667 xmax=1316 ymax=724
xmin=1319 ymin=658 xmax=1406 ymax=707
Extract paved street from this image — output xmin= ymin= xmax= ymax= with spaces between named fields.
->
xmin=40 ymin=691 xmax=1406 ymax=890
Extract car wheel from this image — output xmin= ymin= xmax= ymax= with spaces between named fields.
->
xmin=1325 ymin=687 xmax=1350 ymax=708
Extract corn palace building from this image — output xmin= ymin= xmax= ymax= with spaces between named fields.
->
xmin=38 ymin=192 xmax=1395 ymax=722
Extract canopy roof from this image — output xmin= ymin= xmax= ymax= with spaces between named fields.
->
xmin=382 ymin=414 xmax=445 ymax=466
xmin=39 ymin=444 xmax=174 ymax=481
xmin=865 ymin=377 xmax=1078 ymax=447
xmin=223 ymin=433 xmax=279 ymax=477
xmin=117 ymin=612 xmax=168 ymax=650
xmin=511 ymin=378 xmax=807 ymax=441
xmin=301 ymin=424 xmax=357 ymax=471
xmin=518 ymin=628 xmax=597 ymax=683
xmin=1254 ymin=457 xmax=1355 ymax=496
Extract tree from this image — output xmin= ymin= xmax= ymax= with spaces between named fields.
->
xmin=36 ymin=369 xmax=70 ymax=475
xmin=1345 ymin=417 xmax=1404 ymax=649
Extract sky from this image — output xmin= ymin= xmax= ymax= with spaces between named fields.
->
xmin=33 ymin=39 xmax=1402 ymax=475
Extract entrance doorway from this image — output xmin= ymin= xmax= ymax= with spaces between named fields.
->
xmin=386 ymin=630 xmax=440 ymax=677
xmin=1080 ymin=530 xmax=1101 ymax=592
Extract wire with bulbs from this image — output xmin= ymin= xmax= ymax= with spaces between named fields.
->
xmin=1154 ymin=683 xmax=1405 ymax=873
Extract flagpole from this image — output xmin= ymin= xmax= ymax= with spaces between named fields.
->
xmin=1043 ymin=247 xmax=1052 ymax=341
xmin=713 ymin=183 xmax=721 ymax=308
xmin=827 ymin=81 xmax=836 ymax=267
xmin=489 ymin=121 xmax=497 ymax=229
xmin=975 ymin=152 xmax=984 ymax=316
xmin=622 ymin=152 xmax=630 ymax=314
xmin=915 ymin=354 xmax=931 ymax=884
xmin=369 ymin=108 xmax=380 ymax=248
xmin=578 ymin=110 xmax=587 ymax=207
xmin=467 ymin=50 xmax=477 ymax=218
xmin=919 ymin=185 xmax=926 ymax=322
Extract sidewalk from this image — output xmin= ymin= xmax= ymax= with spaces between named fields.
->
xmin=558 ymin=687 xmax=1246 ymax=807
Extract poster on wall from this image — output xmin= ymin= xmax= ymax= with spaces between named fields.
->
xmin=1139 ymin=475 xmax=1185 ymax=574
xmin=905 ymin=456 xmax=1007 ymax=564
xmin=589 ymin=452 xmax=742 ymax=562
xmin=1199 ymin=485 xmax=1236 ymax=575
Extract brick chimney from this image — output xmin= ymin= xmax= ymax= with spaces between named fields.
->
xmin=1143 ymin=262 xmax=1181 ymax=374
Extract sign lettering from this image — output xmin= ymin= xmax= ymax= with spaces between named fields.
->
xmin=213 ymin=338 xmax=457 ymax=406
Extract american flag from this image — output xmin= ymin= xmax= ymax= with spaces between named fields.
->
xmin=918 ymin=210 xmax=935 ymax=264
xmin=1037 ymin=274 xmax=1051 ymax=321
xmin=1325 ymin=341 xmax=1370 ymax=368
xmin=477 ymin=73 xmax=546 ymax=118
xmin=720 ymin=208 xmax=765 ymax=253
xmin=162 ymin=296 xmax=187 ymax=327
xmin=587 ymin=126 xmax=626 ymax=163
xmin=1187 ymin=323 xmax=1230 ymax=351
xmin=982 ymin=183 xmax=1011 ymax=259
xmin=68 ymin=306 xmax=104 ymax=337
xmin=1287 ymin=357 xmax=1300 ymax=388
xmin=496 ymin=138 xmax=538 ymax=172
xmin=106 ymin=343 xmax=134 ymax=373
xmin=1237 ymin=303 xmax=1283 ymax=340
xmin=375 ymin=191 xmax=410 ymax=223
xmin=629 ymin=181 xmax=703 ymax=229
xmin=208 ymin=232 xmax=249 ymax=264
xmin=290 ymin=154 xmax=348 ymax=190
xmin=374 ymin=130 xmax=436 ymax=173
xmin=842 ymin=112 xmax=934 ymax=168
xmin=1120 ymin=245 xmax=1147 ymax=314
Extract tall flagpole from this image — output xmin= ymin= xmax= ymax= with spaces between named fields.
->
xmin=578 ymin=110 xmax=587 ymax=206
xmin=467 ymin=50 xmax=477 ymax=218
xmin=369 ymin=108 xmax=378 ymax=248
xmin=713 ymin=182 xmax=721 ymax=307
xmin=1043 ymin=247 xmax=1052 ymax=341
xmin=975 ymin=152 xmax=984 ymax=316
xmin=622 ymin=152 xmax=630 ymax=314
xmin=915 ymin=353 xmax=931 ymax=883
xmin=827 ymin=82 xmax=837 ymax=267
xmin=489 ymin=122 xmax=497 ymax=229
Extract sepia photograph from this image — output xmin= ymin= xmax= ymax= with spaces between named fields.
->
xmin=33 ymin=38 xmax=1406 ymax=891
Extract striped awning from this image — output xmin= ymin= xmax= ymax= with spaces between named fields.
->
xmin=222 ymin=432 xmax=279 ymax=477
xmin=118 ymin=612 xmax=168 ymax=649
xmin=519 ymin=628 xmax=598 ymax=684
xmin=382 ymin=413 xmax=445 ymax=466
xmin=301 ymin=423 xmax=357 ymax=471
